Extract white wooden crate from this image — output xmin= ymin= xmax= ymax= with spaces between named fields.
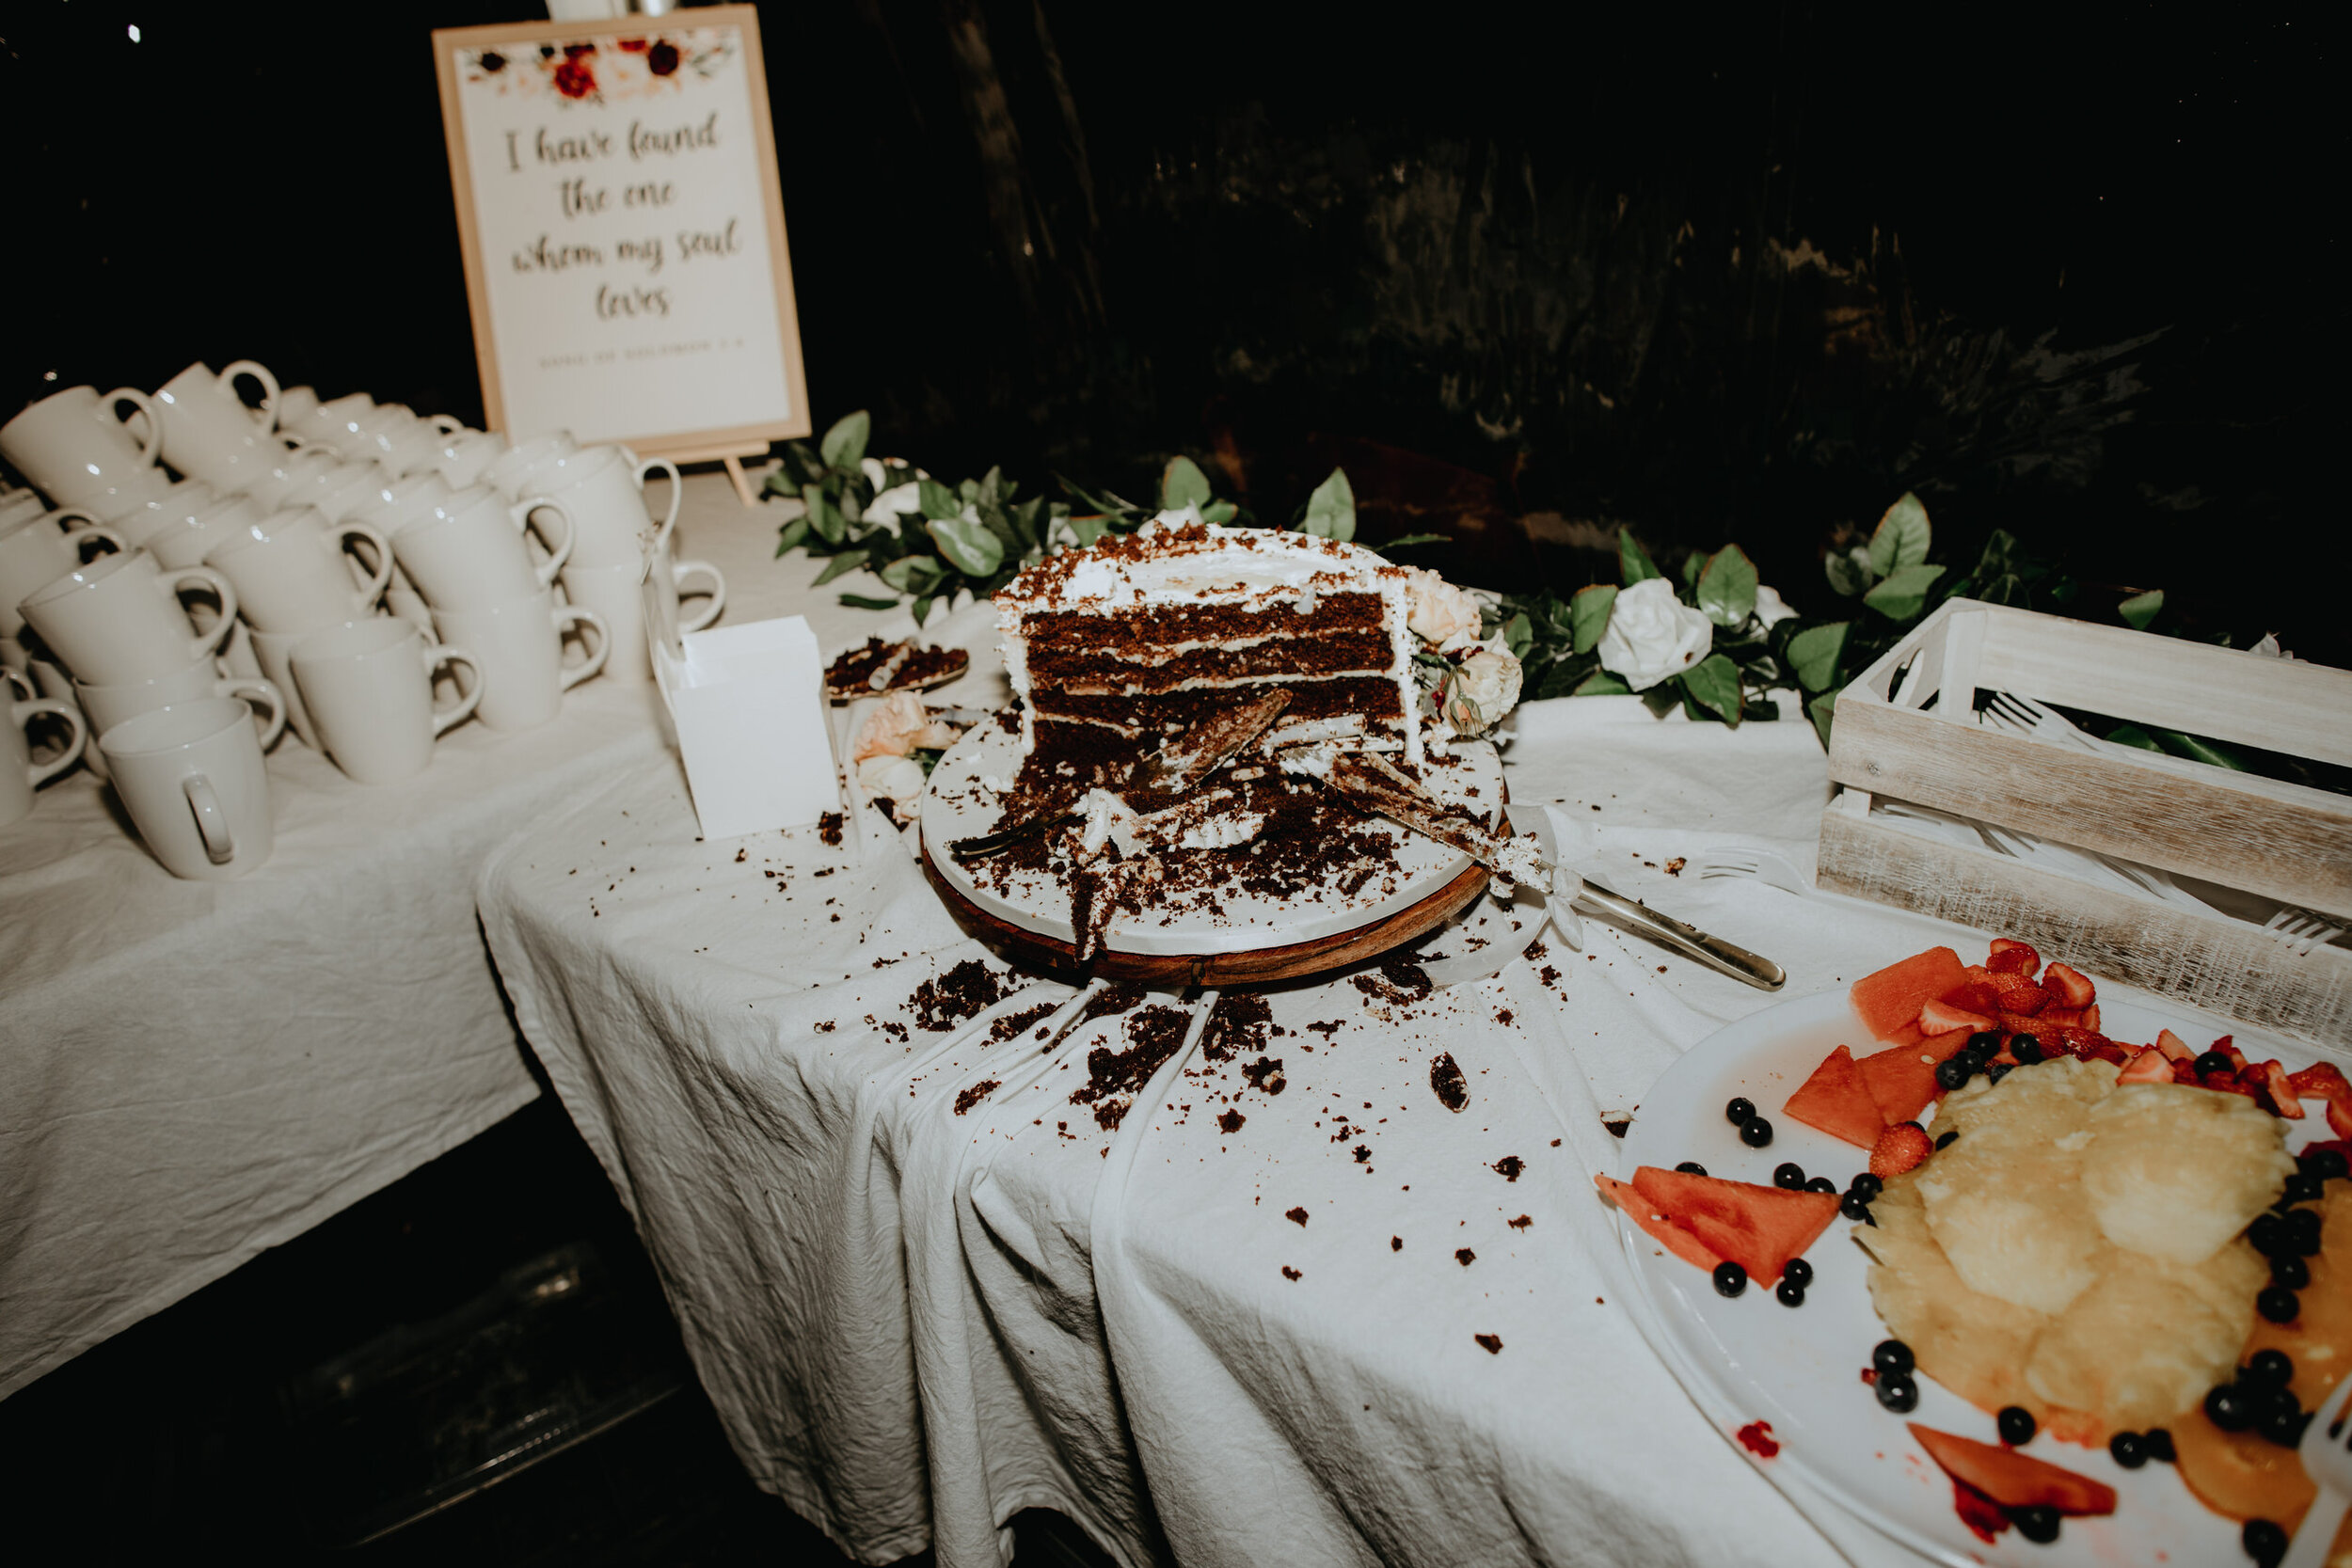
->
xmin=1816 ymin=598 xmax=2352 ymax=1045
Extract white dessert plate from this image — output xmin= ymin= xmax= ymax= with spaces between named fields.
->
xmin=1614 ymin=985 xmax=2324 ymax=1567
xmin=920 ymin=719 xmax=1503 ymax=958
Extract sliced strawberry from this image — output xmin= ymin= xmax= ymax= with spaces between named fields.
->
xmin=1987 ymin=939 xmax=2042 ymax=976
xmin=2042 ymin=961 xmax=2096 ymax=1008
xmin=2154 ymin=1028 xmax=2197 ymax=1064
xmin=2037 ymin=1006 xmax=2083 ymax=1031
xmin=1918 ymin=998 xmax=1994 ymax=1037
xmin=1993 ymin=976 xmax=2052 ymax=1017
xmin=2118 ymin=1046 xmax=2177 ymax=1085
xmin=1870 ymin=1121 xmax=1934 ymax=1179
xmin=2079 ymin=1003 xmax=2100 ymax=1033
xmin=2289 ymin=1063 xmax=2352 ymax=1139
xmin=2213 ymin=1036 xmax=2248 ymax=1071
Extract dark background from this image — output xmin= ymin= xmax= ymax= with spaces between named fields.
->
xmin=1 ymin=1 xmax=2340 ymax=660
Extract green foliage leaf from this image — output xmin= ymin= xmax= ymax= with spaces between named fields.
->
xmin=1640 ymin=683 xmax=1683 ymax=718
xmin=1696 ymin=545 xmax=1759 ymax=627
xmin=926 ymin=516 xmax=1005 ymax=578
xmin=1808 ymin=689 xmax=1839 ymax=749
xmin=1867 ymin=493 xmax=1931 ymax=578
xmin=838 ymin=593 xmax=898 ymax=610
xmin=1823 ymin=548 xmax=1871 ymax=597
xmin=1569 ymin=583 xmax=1618 ymax=655
xmin=1682 ymin=550 xmax=1705 ymax=589
xmin=1500 ymin=611 xmax=1534 ymax=660
xmin=803 ymin=483 xmax=845 ymax=546
xmin=774 ymin=515 xmax=810 ymax=555
xmin=1302 ymin=467 xmax=1357 ymax=542
xmin=879 ymin=553 xmax=946 ymax=594
xmin=910 ymin=594 xmax=933 ymax=628
xmin=819 ymin=410 xmax=870 ymax=471
xmin=1681 ymin=653 xmax=1745 ymax=726
xmin=1160 ymin=455 xmax=1213 ymax=512
xmin=1787 ymin=621 xmax=1851 ymax=690
xmin=1618 ymin=530 xmax=1663 ymax=585
xmin=2102 ymin=722 xmax=2165 ymax=752
xmin=917 ymin=479 xmax=962 ymax=523
xmin=1200 ymin=499 xmax=1237 ymax=524
xmin=1571 ymin=669 xmax=1631 ymax=696
xmin=2118 ymin=589 xmax=2165 ymax=629
xmin=812 ymin=550 xmax=869 ymax=587
xmin=1862 ymin=562 xmax=1947 ymax=621
xmin=1373 ymin=532 xmax=1447 ymax=553
xmin=2151 ymin=727 xmax=2248 ymax=771
xmin=1068 ymin=515 xmax=1112 ymax=547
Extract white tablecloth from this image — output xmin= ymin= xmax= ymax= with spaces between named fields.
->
xmin=0 ymin=470 xmax=842 ymax=1400
xmin=477 ymin=618 xmax=2034 ymax=1568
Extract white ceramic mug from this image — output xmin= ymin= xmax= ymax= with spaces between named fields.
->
xmin=16 ymin=549 xmax=237 ymax=686
xmin=147 ymin=491 xmax=267 ymax=571
xmin=238 ymin=445 xmax=345 ymax=513
xmin=528 ymin=445 xmax=682 ymax=569
xmin=113 ymin=476 xmax=217 ymax=553
xmin=0 ymin=385 xmax=164 ymax=506
xmin=309 ymin=460 xmax=398 ymax=524
xmin=100 ymin=696 xmax=274 ymax=879
xmin=390 ymin=484 xmax=574 ymax=610
xmin=305 ymin=392 xmax=378 ymax=454
xmin=368 ymin=417 xmax=466 ymax=479
xmin=353 ymin=470 xmax=453 ymax=537
xmin=431 ymin=586 xmax=607 ymax=732
xmin=479 ymin=432 xmax=577 ymax=499
xmin=433 ymin=428 xmax=507 ymax=490
xmin=561 ymin=548 xmax=723 ymax=683
xmin=2 ymin=676 xmax=86 ymax=827
xmin=0 ymin=491 xmax=49 ymax=531
xmin=202 ymin=507 xmax=392 ymax=634
xmin=150 ymin=360 xmax=281 ymax=492
xmin=275 ymin=385 xmax=322 ymax=436
xmin=291 ymin=618 xmax=482 ymax=784
xmin=0 ymin=509 xmax=129 ymax=638
xmin=77 ymin=658 xmax=286 ymax=752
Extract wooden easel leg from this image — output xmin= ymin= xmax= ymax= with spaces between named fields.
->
xmin=722 ymin=454 xmax=757 ymax=508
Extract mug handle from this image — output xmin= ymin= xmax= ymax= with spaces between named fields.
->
xmin=219 ymin=360 xmax=281 ymax=432
xmin=552 ymin=605 xmax=610 ymax=690
xmin=513 ymin=494 xmax=575 ymax=584
xmin=425 ymin=413 xmax=466 ymax=436
xmin=103 ymin=388 xmax=167 ymax=467
xmin=166 ymin=565 xmax=241 ymax=659
xmin=423 ymin=644 xmax=485 ymax=736
xmin=220 ymin=676 xmax=288 ymax=752
xmin=15 ymin=698 xmax=87 ymax=788
xmin=4 ymin=670 xmax=32 ymax=701
xmin=671 ymin=558 xmax=726 ymax=632
xmin=71 ymin=522 xmax=130 ymax=561
xmin=635 ymin=458 xmax=683 ymax=554
xmin=183 ymin=772 xmax=235 ymax=864
xmin=336 ymin=520 xmax=396 ymax=605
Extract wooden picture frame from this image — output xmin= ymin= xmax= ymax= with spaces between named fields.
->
xmin=431 ymin=6 xmax=807 ymax=501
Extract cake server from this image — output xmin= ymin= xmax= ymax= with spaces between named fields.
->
xmin=1317 ymin=752 xmax=1786 ymax=991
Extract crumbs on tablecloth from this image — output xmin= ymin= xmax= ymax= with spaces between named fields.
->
xmin=1241 ymin=1056 xmax=1286 ymax=1096
xmin=1217 ymin=1109 xmax=1245 ymax=1133
xmin=1353 ymin=1145 xmax=1371 ymax=1163
xmin=818 ymin=812 xmax=844 ymax=847
xmin=1350 ymin=961 xmax=1432 ymax=1006
xmin=1070 ymin=1005 xmax=1191 ymax=1131
xmin=1492 ymin=1156 xmax=1524 ymax=1182
xmin=1429 ymin=1053 xmax=1469 ymax=1112
xmin=1664 ymin=857 xmax=1685 ymax=876
xmin=1494 ymin=1008 xmax=1514 ymax=1026
xmin=1286 ymin=1207 xmax=1310 ymax=1226
xmin=986 ymin=1002 xmax=1057 ymax=1042
xmin=815 ymin=1021 xmax=835 ymax=1033
xmin=734 ymin=847 xmax=746 ymax=863
xmin=953 ymin=1080 xmax=1000 ymax=1115
xmin=1522 ymin=940 xmax=1547 ymax=962
xmin=1391 ymin=1236 xmax=1403 ymax=1251
xmin=1200 ymin=990 xmax=1274 ymax=1062
xmin=1539 ymin=965 xmax=1561 ymax=986
xmin=1474 ymin=1333 xmax=1502 ymax=1354
xmin=908 ymin=958 xmax=1010 ymax=1032
xmin=1602 ymin=1115 xmax=1631 ymax=1139
xmin=1455 ymin=1248 xmax=1476 ymax=1266
xmin=1509 ymin=1214 xmax=1533 ymax=1229
xmin=1281 ymin=1266 xmax=1300 ymax=1281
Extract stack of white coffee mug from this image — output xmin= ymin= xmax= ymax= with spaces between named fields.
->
xmin=0 ymin=359 xmax=722 ymax=875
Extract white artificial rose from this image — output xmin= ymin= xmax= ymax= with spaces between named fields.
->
xmin=1752 ymin=582 xmax=1798 ymax=628
xmin=866 ymin=481 xmax=924 ymax=527
xmin=1406 ymin=568 xmax=1482 ymax=650
xmin=851 ymin=690 xmax=960 ymax=761
xmin=1597 ymin=577 xmax=1713 ymax=691
xmin=1441 ymin=643 xmax=1523 ymax=735
xmin=856 ymin=753 xmax=929 ymax=819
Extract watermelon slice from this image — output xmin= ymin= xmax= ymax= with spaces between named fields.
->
xmin=1782 ymin=1045 xmax=1886 ymax=1148
xmin=1908 ymin=1425 xmax=2117 ymax=1516
xmin=1858 ymin=1028 xmax=1974 ymax=1124
xmin=1593 ymin=1174 xmax=1727 ymax=1273
xmin=1629 ymin=1167 xmax=1840 ymax=1284
xmin=1851 ymin=946 xmax=1968 ymax=1040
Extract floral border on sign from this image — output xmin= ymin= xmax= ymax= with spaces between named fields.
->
xmin=462 ymin=29 xmax=737 ymax=104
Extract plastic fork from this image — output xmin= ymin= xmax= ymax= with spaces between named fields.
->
xmin=2266 ymin=905 xmax=2348 ymax=960
xmin=1693 ymin=846 xmax=1812 ymax=898
xmin=2281 ymin=1374 xmax=2352 ymax=1567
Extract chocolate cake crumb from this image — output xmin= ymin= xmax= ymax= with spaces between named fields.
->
xmin=1493 ymin=1156 xmax=1524 ymax=1182
xmin=734 ymin=847 xmax=746 ymax=863
xmin=882 ymin=1022 xmax=909 ymax=1041
xmin=1351 ymin=960 xmax=1433 ymax=1006
xmin=1241 ymin=1056 xmax=1287 ymax=1096
xmin=1494 ymin=1008 xmax=1514 ymax=1026
xmin=818 ymin=811 xmax=844 ymax=847
xmin=1522 ymin=941 xmax=1548 ymax=962
xmin=1602 ymin=1115 xmax=1632 ymax=1138
xmin=1200 ymin=991 xmax=1273 ymax=1062
xmin=909 ymin=959 xmax=1011 ymax=1032
xmin=1474 ymin=1333 xmax=1502 ymax=1354
xmin=1429 ymin=1053 xmax=1470 ymax=1112
xmin=989 ymin=1002 xmax=1058 ymax=1042
xmin=815 ymin=1021 xmax=835 ymax=1033
xmin=1455 ymin=1248 xmax=1476 ymax=1266
xmin=1508 ymin=1214 xmax=1533 ymax=1229
xmin=953 ymin=1080 xmax=1000 ymax=1116
xmin=1539 ymin=965 xmax=1561 ymax=986
xmin=1306 ymin=1020 xmax=1343 ymax=1037
xmin=1069 ymin=1003 xmax=1192 ymax=1127
xmin=1281 ymin=1266 xmax=1301 ymax=1281
xmin=1352 ymin=1145 xmax=1371 ymax=1164
xmin=1217 ymin=1109 xmax=1245 ymax=1133
xmin=1286 ymin=1207 xmax=1310 ymax=1226
xmin=1391 ymin=1236 xmax=1403 ymax=1251
xmin=1664 ymin=857 xmax=1686 ymax=876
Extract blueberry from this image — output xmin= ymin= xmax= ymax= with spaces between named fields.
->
xmin=2244 ymin=1517 xmax=2286 ymax=1568
xmin=1775 ymin=1278 xmax=1805 ymax=1307
xmin=2247 ymin=1349 xmax=2296 ymax=1386
xmin=1985 ymin=1062 xmax=2012 ymax=1085
xmin=2011 ymin=1504 xmax=2060 ymax=1544
xmin=2206 ymin=1384 xmax=2256 ymax=1432
xmin=1934 ymin=1130 xmax=1960 ymax=1149
xmin=1967 ymin=1030 xmax=2002 ymax=1056
xmin=2259 ymin=1287 xmax=2301 ymax=1324
xmin=2310 ymin=1148 xmax=2349 ymax=1181
xmin=1805 ymin=1176 xmax=1838 ymax=1194
xmin=2249 ymin=1212 xmax=2286 ymax=1256
xmin=1873 ymin=1338 xmax=1915 ymax=1377
xmin=1675 ymin=1161 xmax=1708 ymax=1175
xmin=2143 ymin=1426 xmax=2176 ymax=1463
xmin=2285 ymin=1172 xmax=2325 ymax=1205
xmin=1773 ymin=1162 xmax=1807 ymax=1191
xmin=2196 ymin=1050 xmax=2235 ymax=1077
xmin=2286 ymin=1208 xmax=2323 ymax=1254
xmin=2010 ymin=1037 xmax=2044 ymax=1065
xmin=1848 ymin=1173 xmax=1883 ymax=1199
xmin=2257 ymin=1401 xmax=2309 ymax=1449
xmin=2109 ymin=1430 xmax=2147 ymax=1468
xmin=1997 ymin=1405 xmax=2036 ymax=1446
xmin=1739 ymin=1117 xmax=1774 ymax=1148
xmin=1934 ymin=1057 xmax=1973 ymax=1091
xmin=1713 ymin=1261 xmax=1747 ymax=1297
xmin=2271 ymin=1253 xmax=2311 ymax=1291
xmin=1874 ymin=1372 xmax=1918 ymax=1413
xmin=1782 ymin=1259 xmax=1814 ymax=1289
xmin=1840 ymin=1192 xmax=1874 ymax=1222
xmin=1725 ymin=1096 xmax=1756 ymax=1126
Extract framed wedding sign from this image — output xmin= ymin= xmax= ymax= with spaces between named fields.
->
xmin=432 ymin=6 xmax=808 ymax=489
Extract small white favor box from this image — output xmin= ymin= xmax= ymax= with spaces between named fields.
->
xmin=653 ymin=614 xmax=843 ymax=841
